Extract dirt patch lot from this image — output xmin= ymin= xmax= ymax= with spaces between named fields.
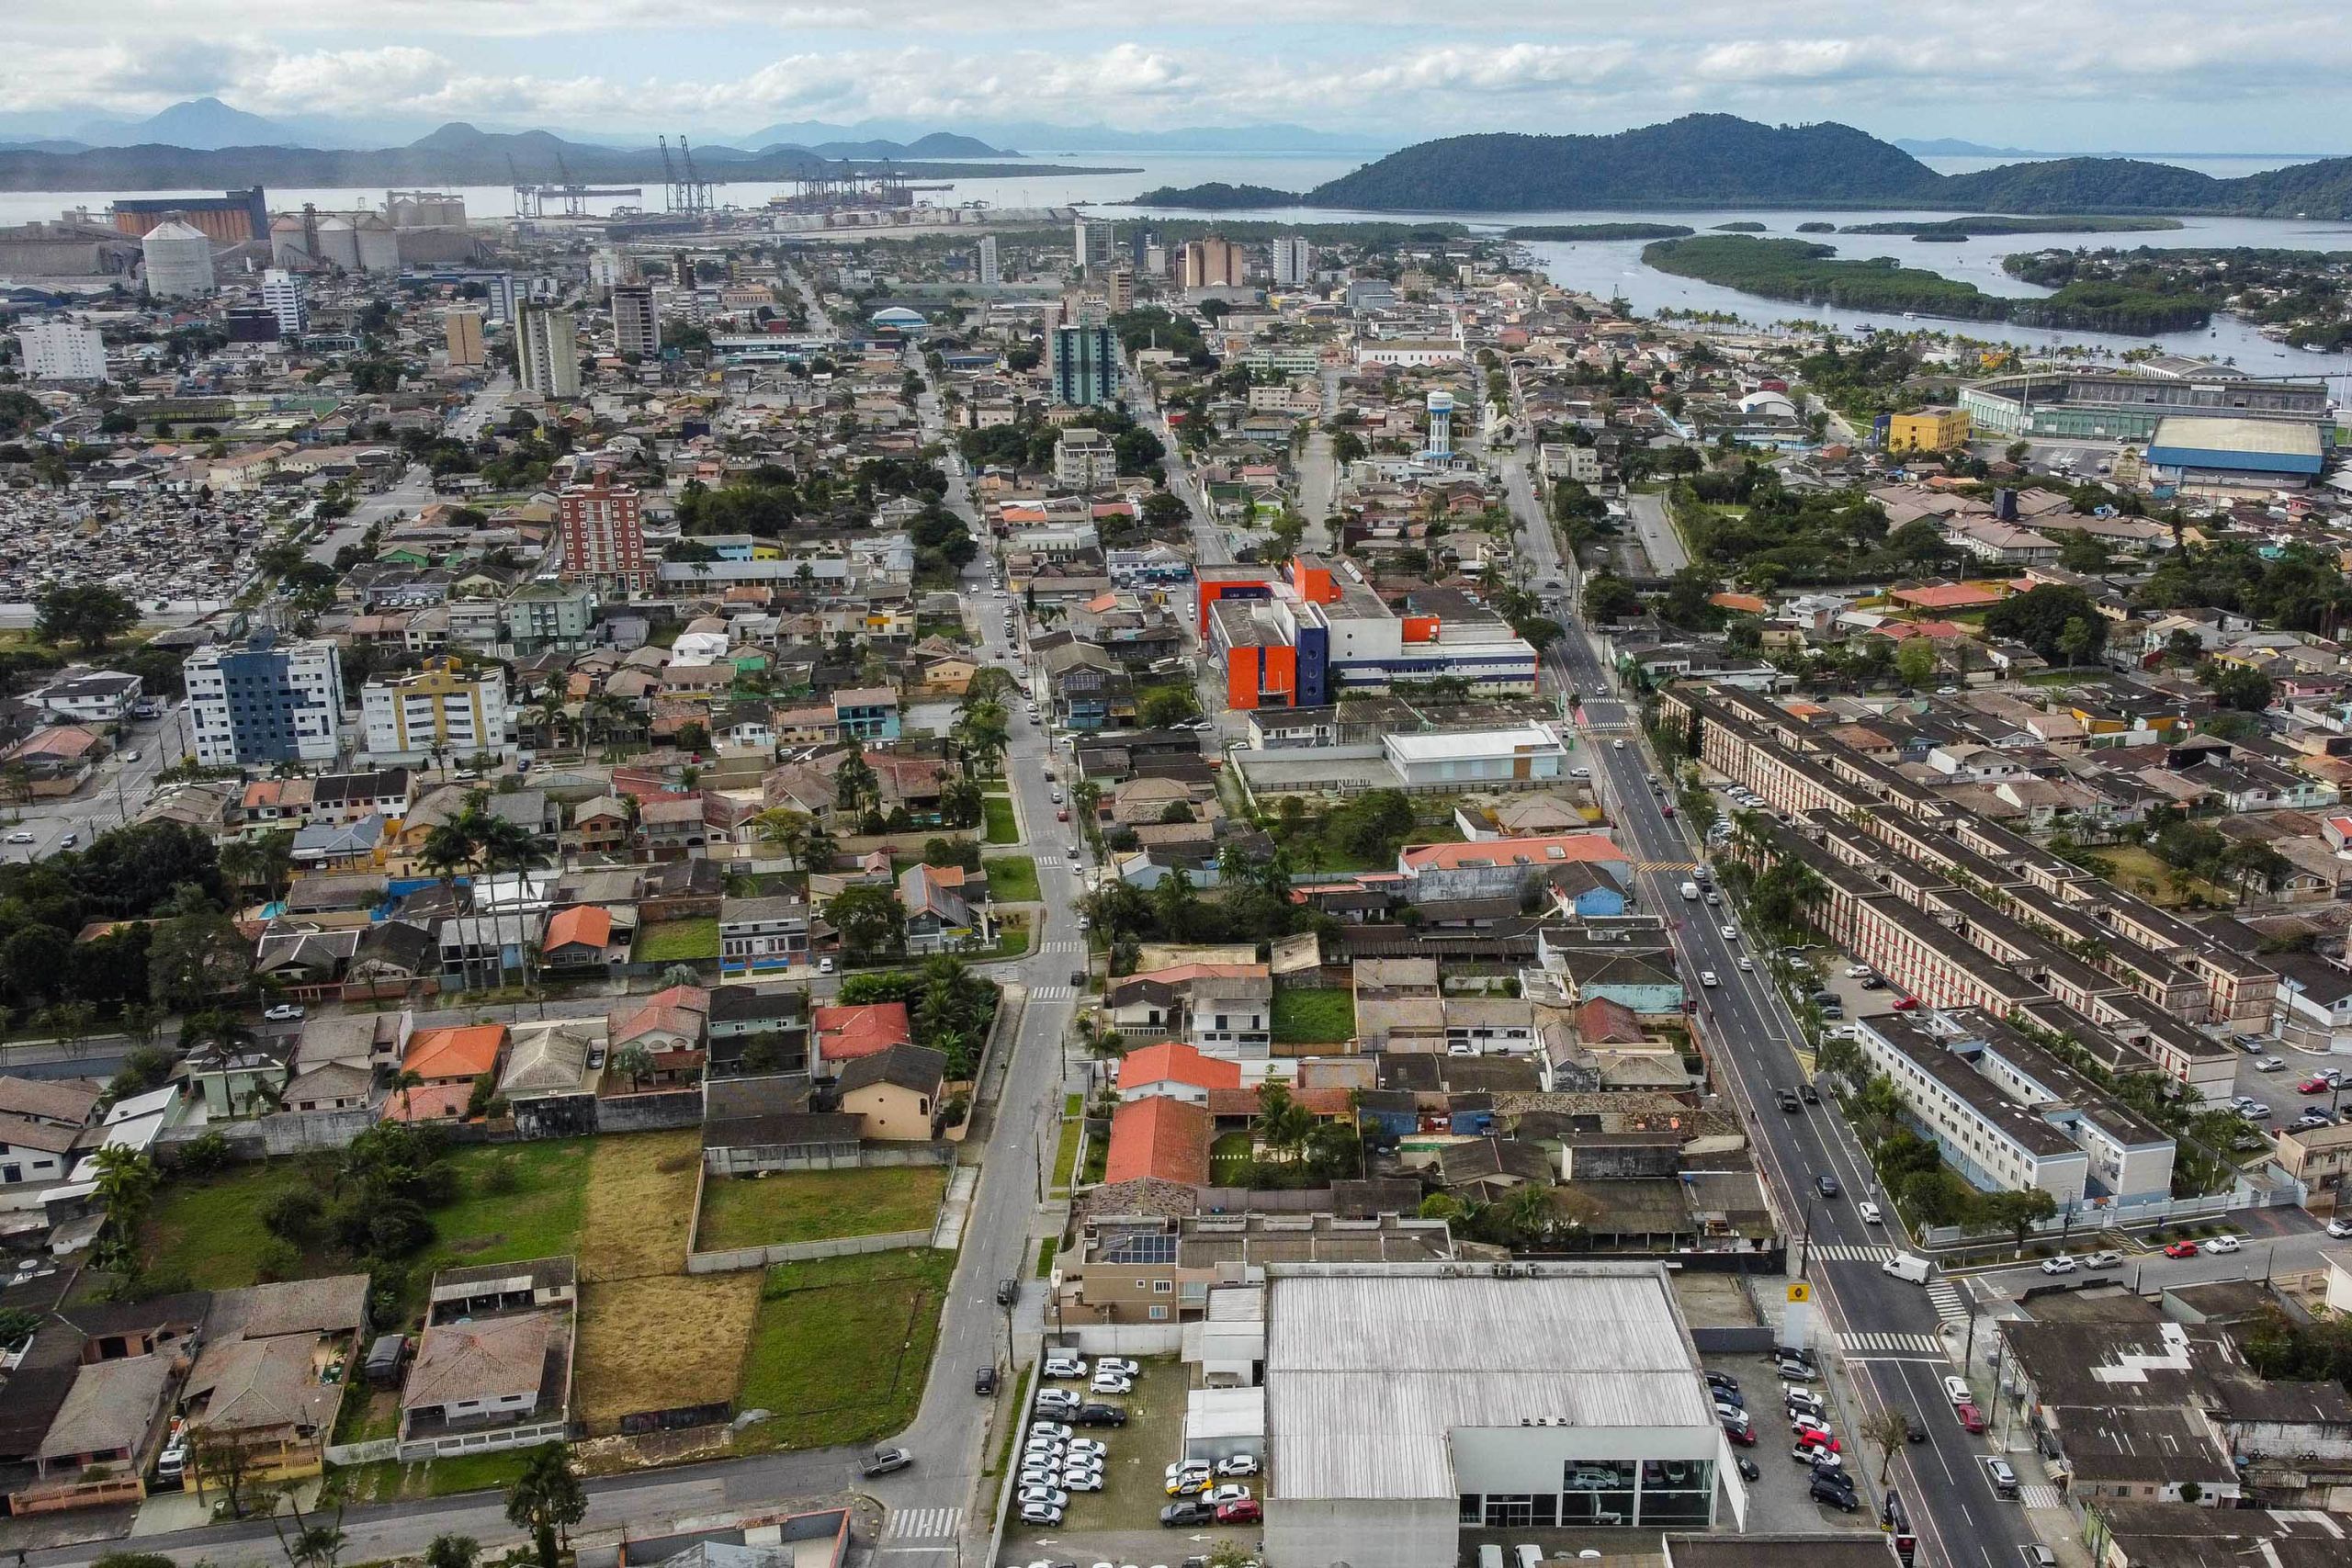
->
xmin=573 ymin=1271 xmax=763 ymax=1434
xmin=578 ymin=1129 xmax=704 ymax=1281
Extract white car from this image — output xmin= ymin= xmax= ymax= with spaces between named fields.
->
xmin=1016 ymin=1485 xmax=1069 ymax=1509
xmin=1215 ymin=1454 xmax=1260 ymax=1477
xmin=1043 ymin=1355 xmax=1088 ymax=1379
xmin=263 ymin=1003 xmax=305 ymax=1021
xmin=1204 ymin=1484 xmax=1252 ymax=1506
xmin=1096 ymin=1358 xmax=1139 ymax=1377
xmin=119 ymin=749 xmax=140 ymax=762
xmin=2204 ymin=1235 xmax=2243 ymax=1254
xmin=819 ymin=956 xmax=836 ymax=975
xmin=4 ymin=831 xmax=32 ymax=844
xmin=1736 ymin=956 xmax=1754 ymax=972
xmin=2327 ymin=1217 xmax=2352 ymax=1239
xmin=1060 ymin=1470 xmax=1103 ymax=1492
xmin=1613 ymin=739 xmax=1626 ymax=750
xmin=2041 ymin=1255 xmax=2077 ymax=1276
xmin=1701 ymin=971 xmax=1719 ymax=987
xmin=2257 ymin=1056 xmax=2287 ymax=1072
xmin=1089 ymin=1373 xmax=1134 ymax=1394
xmin=1570 ymin=767 xmax=1591 ymax=779
xmin=1030 ymin=1421 xmax=1073 ymax=1440
xmin=1069 ymin=1438 xmax=1107 ymax=1459
xmin=1720 ymin=924 xmax=1739 ymax=941
xmin=1857 ymin=1201 xmax=1883 ymax=1225
xmin=1018 ymin=1503 xmax=1064 ymax=1527
xmin=1167 ymin=1461 xmax=1211 ymax=1481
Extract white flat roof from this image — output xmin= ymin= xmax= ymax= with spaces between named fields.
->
xmin=1266 ymin=1266 xmax=1713 ymax=1503
xmin=1384 ymin=723 xmax=1562 ymax=762
xmin=2151 ymin=416 xmax=2324 ymax=458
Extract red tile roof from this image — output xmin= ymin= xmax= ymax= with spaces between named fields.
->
xmin=543 ymin=906 xmax=612 ymax=953
xmin=1104 ymin=1096 xmax=1212 ymax=1187
xmin=1116 ymin=1042 xmax=1242 ymax=1095
xmin=813 ymin=1002 xmax=914 ymax=1066
xmin=1397 ymin=834 xmax=1630 ymax=874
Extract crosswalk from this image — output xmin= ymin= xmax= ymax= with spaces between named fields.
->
xmin=1926 ymin=1276 xmax=1972 ymax=1333
xmin=883 ymin=1506 xmax=963 ymax=1543
xmin=1027 ymin=985 xmax=1077 ymax=1002
xmin=2016 ymin=1483 xmax=2064 ymax=1509
xmin=1634 ymin=859 xmax=1699 ymax=874
xmin=1035 ymin=855 xmax=1065 ymax=869
xmin=1839 ymin=1330 xmax=1946 ymax=1356
xmin=1811 ymin=1244 xmax=1896 ymax=1263
xmin=1041 ymin=939 xmax=1085 ymax=953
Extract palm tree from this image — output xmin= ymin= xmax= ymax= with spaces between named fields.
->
xmin=752 ymin=808 xmax=836 ymax=886
xmin=217 ymin=838 xmax=264 ymax=904
xmin=391 ymin=1068 xmax=425 ymax=1119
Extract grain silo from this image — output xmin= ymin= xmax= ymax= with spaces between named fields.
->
xmin=353 ymin=213 xmax=400 ymax=275
xmin=312 ymin=214 xmax=360 ymax=272
xmin=141 ymin=217 xmax=216 ymax=298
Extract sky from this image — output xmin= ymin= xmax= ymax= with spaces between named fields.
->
xmin=6 ymin=2 xmax=2348 ymax=152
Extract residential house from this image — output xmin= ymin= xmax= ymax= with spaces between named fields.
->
xmin=899 ymin=863 xmax=989 ymax=953
xmin=1114 ymin=1041 xmax=1242 ymax=1106
xmin=719 ymin=896 xmax=812 ymax=976
xmin=399 ymin=1258 xmax=577 ymax=1461
xmin=834 ymin=1044 xmax=949 ymax=1141
xmin=390 ymin=1023 xmax=506 ymax=1121
xmin=812 ymin=1002 xmax=914 ymax=1078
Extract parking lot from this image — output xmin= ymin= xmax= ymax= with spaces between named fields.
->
xmin=1703 ymin=1349 xmax=1889 ymax=1533
xmin=1000 ymin=1354 xmax=1263 ymax=1564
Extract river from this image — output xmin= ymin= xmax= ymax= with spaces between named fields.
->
xmin=10 ymin=148 xmax=2349 ymax=397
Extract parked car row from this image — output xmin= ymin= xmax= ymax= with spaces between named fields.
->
xmin=1019 ymin=1420 xmax=1114 ymax=1524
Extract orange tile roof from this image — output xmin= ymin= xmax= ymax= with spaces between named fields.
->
xmin=1104 ymin=1096 xmax=1212 ymax=1187
xmin=402 ymin=1023 xmax=506 ymax=1083
xmin=543 ymin=906 xmax=613 ymax=953
xmin=380 ymin=1081 xmax=475 ymax=1122
xmin=1204 ymin=1085 xmax=1354 ymax=1119
xmin=1117 ymin=1042 xmax=1242 ymax=1094
xmin=1397 ymin=834 xmax=1630 ymax=874
xmin=1891 ymin=581 xmax=2005 ymax=610
xmin=813 ymin=1002 xmax=913 ymax=1065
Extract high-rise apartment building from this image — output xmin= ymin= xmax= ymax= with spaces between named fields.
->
xmin=13 ymin=320 xmax=106 ymax=381
xmin=590 ymin=248 xmax=625 ymax=288
xmin=360 ymin=656 xmax=511 ymax=764
xmin=1106 ymin=267 xmax=1135 ymax=312
xmin=444 ymin=306 xmax=486 ymax=367
xmin=260 ymin=268 xmax=307 ymax=339
xmin=1074 ymin=218 xmax=1114 ymax=274
xmin=1180 ymin=238 xmax=1243 ymax=290
xmin=184 ymin=630 xmax=344 ymax=769
xmin=612 ymin=284 xmax=661 ymax=358
xmin=978 ymin=234 xmax=1001 ymax=286
xmin=517 ymin=303 xmax=581 ymax=398
xmin=1050 ymin=324 xmax=1122 ymax=408
xmin=1273 ymin=234 xmax=1315 ymax=288
xmin=557 ymin=479 xmax=650 ymax=592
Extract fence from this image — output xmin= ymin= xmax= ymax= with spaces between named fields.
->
xmin=322 ymin=1438 xmax=399 ymax=1466
xmin=1056 ymin=1323 xmax=1186 ymax=1357
xmin=7 ymin=1475 xmax=146 ymax=1517
xmin=1918 ymin=1189 xmax=2251 ymax=1250
xmin=685 ymin=1228 xmax=934 ymax=1275
xmin=703 ymin=1141 xmax=953 ymax=1176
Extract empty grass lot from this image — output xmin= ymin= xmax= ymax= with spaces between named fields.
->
xmin=141 ymin=1140 xmax=593 ymax=1292
xmin=1210 ymin=1131 xmax=1255 ymax=1184
xmin=1271 ymin=987 xmax=1356 ymax=1044
xmin=695 ymin=1165 xmax=949 ymax=1252
xmin=632 ymin=917 xmax=719 ymax=964
xmin=578 ymin=1129 xmax=703 ymax=1281
xmin=984 ymin=855 xmax=1041 ymax=902
xmin=736 ymin=1248 xmax=956 ymax=1451
xmin=983 ymin=793 xmax=1020 ymax=844
xmin=574 ymin=1272 xmax=763 ymax=1434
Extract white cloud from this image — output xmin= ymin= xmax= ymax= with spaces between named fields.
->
xmin=6 ymin=4 xmax=2349 ymax=142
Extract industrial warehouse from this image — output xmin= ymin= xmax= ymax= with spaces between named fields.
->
xmin=1261 ymin=1265 xmax=1726 ymax=1568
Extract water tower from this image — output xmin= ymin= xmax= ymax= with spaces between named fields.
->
xmin=1426 ymin=389 xmax=1455 ymax=458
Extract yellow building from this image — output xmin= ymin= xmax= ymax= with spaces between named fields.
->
xmin=360 ymin=656 xmax=509 ymax=763
xmin=444 ymin=306 xmax=485 ymax=368
xmin=1885 ymin=406 xmax=1972 ymax=452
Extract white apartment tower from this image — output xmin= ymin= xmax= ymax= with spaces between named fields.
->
xmin=516 ymin=304 xmax=582 ymax=399
xmin=260 ymin=268 xmax=307 ymax=339
xmin=14 ymin=320 xmax=107 ymax=381
xmin=360 ymin=657 xmax=511 ymax=764
xmin=1273 ymin=234 xmax=1315 ymax=288
xmin=183 ymin=631 xmax=344 ymax=769
xmin=978 ymin=234 xmax=1001 ymax=286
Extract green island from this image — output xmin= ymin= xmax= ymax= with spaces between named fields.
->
xmin=1127 ymin=182 xmax=1301 ymax=209
xmin=1501 ymin=222 xmax=1695 ymax=241
xmin=1838 ymin=215 xmax=2187 ymax=237
xmin=1795 ymin=221 xmax=1837 ymax=232
xmin=1640 ymin=235 xmax=2212 ymax=333
xmin=2006 ymin=244 xmax=2351 ymax=349
xmin=1713 ymin=220 xmax=1767 ymax=231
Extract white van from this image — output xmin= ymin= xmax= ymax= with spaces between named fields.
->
xmin=1480 ymin=1548 xmax=1505 ymax=1568
xmin=1881 ymin=1253 xmax=1932 ymax=1285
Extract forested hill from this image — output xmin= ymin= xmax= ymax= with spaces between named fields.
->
xmin=1304 ymin=116 xmax=1939 ymax=210
xmin=1135 ymin=115 xmax=2352 ymax=217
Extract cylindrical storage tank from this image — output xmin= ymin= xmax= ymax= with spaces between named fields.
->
xmin=269 ymin=213 xmax=311 ymax=267
xmin=314 ymin=215 xmax=359 ymax=271
xmin=353 ymin=215 xmax=399 ymax=275
xmin=141 ymin=218 xmax=215 ymax=298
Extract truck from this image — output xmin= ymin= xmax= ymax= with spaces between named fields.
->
xmin=1680 ymin=880 xmax=1701 ymax=901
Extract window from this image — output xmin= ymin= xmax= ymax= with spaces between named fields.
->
xmin=1153 ymin=1280 xmax=1171 ymax=1293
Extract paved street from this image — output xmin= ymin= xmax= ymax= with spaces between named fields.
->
xmin=2 ymin=699 xmax=189 ymax=865
xmin=1488 ymin=449 xmax=2037 ymax=1568
xmin=1624 ymin=490 xmax=1689 ymax=574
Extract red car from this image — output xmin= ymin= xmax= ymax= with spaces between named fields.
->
xmin=2164 ymin=1240 xmax=2199 ymax=1258
xmin=1891 ymin=997 xmax=1919 ymax=1011
xmin=1216 ymin=1499 xmax=1261 ymax=1525
xmin=1954 ymin=1402 xmax=1985 ymax=1434
xmin=1795 ymin=1430 xmax=1842 ymax=1454
xmin=2300 ymin=1077 xmax=2335 ymax=1095
xmin=1721 ymin=1422 xmax=1758 ymax=1447
xmin=1057 ymin=808 xmax=1069 ymax=821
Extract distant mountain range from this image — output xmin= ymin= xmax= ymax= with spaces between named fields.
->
xmin=1894 ymin=137 xmax=2048 ymax=158
xmin=1134 ymin=115 xmax=2352 ymax=218
xmin=0 ymin=120 xmax=1132 ymax=193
